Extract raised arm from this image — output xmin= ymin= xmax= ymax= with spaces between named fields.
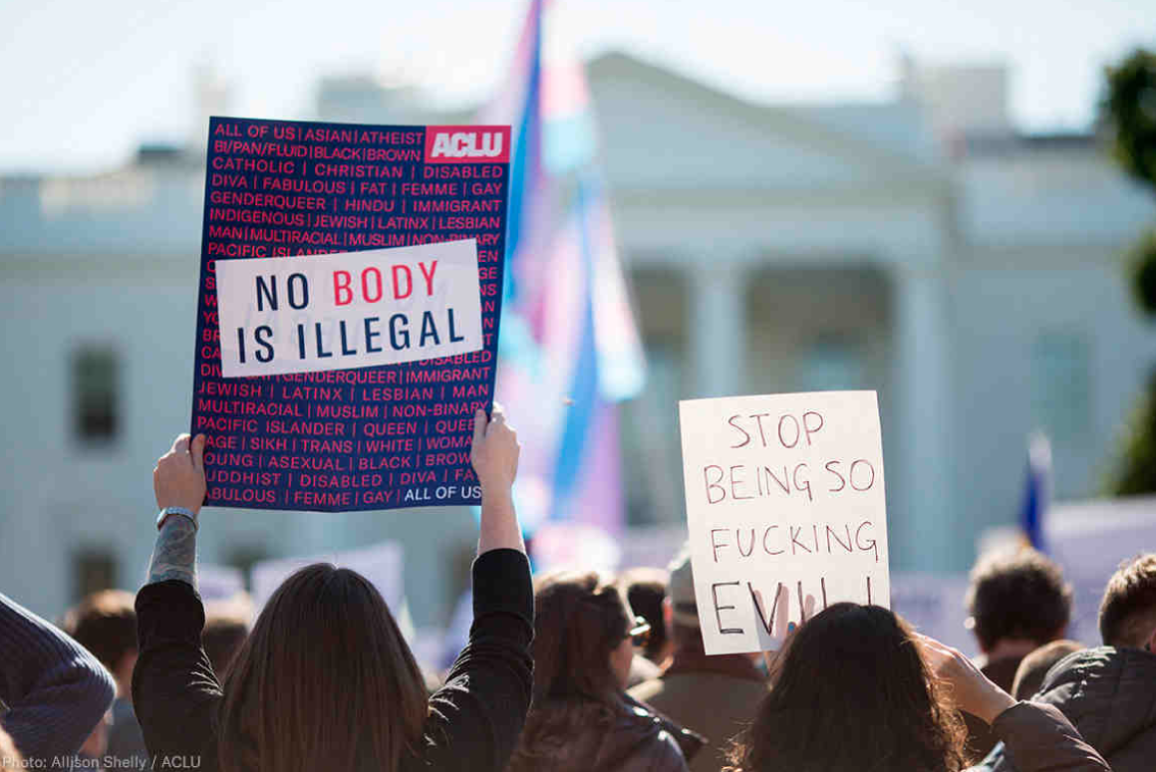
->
xmin=470 ymin=406 xmax=524 ymax=555
xmin=919 ymin=635 xmax=1109 ymax=772
xmin=0 ymin=593 xmax=116 ymax=761
xmin=146 ymin=433 xmax=206 ymax=589
xmin=417 ymin=405 xmax=532 ymax=772
xmin=134 ymin=433 xmax=222 ymax=762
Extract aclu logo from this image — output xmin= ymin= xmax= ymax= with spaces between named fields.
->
xmin=424 ymin=127 xmax=510 ymax=164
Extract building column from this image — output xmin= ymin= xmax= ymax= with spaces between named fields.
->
xmin=689 ymin=259 xmax=749 ymax=399
xmin=892 ymin=267 xmax=955 ymax=571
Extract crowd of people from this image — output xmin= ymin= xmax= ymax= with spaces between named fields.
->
xmin=2 ymin=409 xmax=1155 ymax=771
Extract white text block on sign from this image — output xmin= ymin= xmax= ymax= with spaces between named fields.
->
xmin=216 ymin=239 xmax=483 ymax=378
xmin=678 ymin=391 xmax=890 ymax=655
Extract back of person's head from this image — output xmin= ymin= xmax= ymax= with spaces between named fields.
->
xmin=509 ymin=571 xmax=637 ymax=772
xmin=217 ymin=563 xmax=426 ymax=772
xmin=728 ymin=603 xmax=965 ymax=772
xmin=532 ymin=570 xmax=634 ymax=703
xmin=62 ymin=589 xmax=137 ymax=679
xmin=665 ymin=546 xmax=703 ymax=650
xmin=965 ymin=547 xmax=1072 ymax=653
xmin=202 ymin=600 xmax=251 ymax=680
xmin=1011 ymin=639 xmax=1084 ymax=700
xmin=1099 ymin=553 xmax=1156 ymax=648
xmin=618 ymin=567 xmax=668 ymax=663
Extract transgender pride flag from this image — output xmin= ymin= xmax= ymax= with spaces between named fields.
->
xmin=481 ymin=0 xmax=645 ymax=534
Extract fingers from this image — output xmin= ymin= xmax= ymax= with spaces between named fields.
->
xmin=472 ymin=409 xmax=488 ymax=448
xmin=191 ymin=434 xmax=206 ymax=473
xmin=171 ymin=433 xmax=191 ymax=454
xmin=491 ymin=402 xmax=507 ymax=424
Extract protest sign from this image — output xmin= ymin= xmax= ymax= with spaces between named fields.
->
xmin=191 ymin=117 xmax=509 ymax=512
xmin=216 ymin=240 xmax=482 ymax=378
xmin=678 ymin=391 xmax=890 ymax=655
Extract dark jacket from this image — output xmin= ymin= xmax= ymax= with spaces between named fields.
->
xmin=966 ymin=702 xmax=1109 ymax=772
xmin=976 ymin=646 xmax=1156 ymax=772
xmin=507 ymin=693 xmax=700 ymax=772
xmin=133 ymin=548 xmax=534 ymax=772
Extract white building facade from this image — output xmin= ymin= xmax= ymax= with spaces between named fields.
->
xmin=1 ymin=53 xmax=1153 ymax=622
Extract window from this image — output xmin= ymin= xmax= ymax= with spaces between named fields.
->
xmin=622 ymin=343 xmax=685 ymax=526
xmin=1030 ymin=331 xmax=1091 ymax=445
xmin=73 ymin=346 xmax=119 ymax=443
xmin=74 ymin=550 xmax=117 ymax=600
xmin=798 ymin=335 xmax=866 ymax=391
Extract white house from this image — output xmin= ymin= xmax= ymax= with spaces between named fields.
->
xmin=1 ymin=52 xmax=1153 ymax=624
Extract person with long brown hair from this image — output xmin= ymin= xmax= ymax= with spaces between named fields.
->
xmin=133 ymin=407 xmax=530 ymax=772
xmin=725 ymin=603 xmax=1109 ymax=772
xmin=507 ymin=571 xmax=702 ymax=772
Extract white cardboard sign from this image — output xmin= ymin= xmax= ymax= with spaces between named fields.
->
xmin=678 ymin=391 xmax=890 ymax=655
xmin=216 ymin=239 xmax=483 ymax=377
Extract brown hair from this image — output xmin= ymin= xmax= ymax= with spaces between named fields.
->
xmin=727 ymin=603 xmax=967 ymax=772
xmin=1011 ymin=639 xmax=1084 ymax=699
xmin=507 ymin=571 xmax=633 ymax=772
xmin=1099 ymin=553 xmax=1156 ymax=646
xmin=966 ymin=548 xmax=1071 ymax=651
xmin=62 ymin=589 xmax=137 ymax=671
xmin=217 ymin=564 xmax=427 ymax=772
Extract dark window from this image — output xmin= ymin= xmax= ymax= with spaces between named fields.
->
xmin=73 ymin=347 xmax=119 ymax=443
xmin=74 ymin=550 xmax=117 ymax=601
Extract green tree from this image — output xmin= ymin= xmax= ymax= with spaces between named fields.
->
xmin=1106 ymin=49 xmax=1156 ymax=495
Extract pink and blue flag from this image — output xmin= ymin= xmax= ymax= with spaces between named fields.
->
xmin=482 ymin=0 xmax=645 ymax=534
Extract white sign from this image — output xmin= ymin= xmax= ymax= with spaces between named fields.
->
xmin=216 ymin=239 xmax=483 ymax=377
xmin=678 ymin=391 xmax=890 ymax=654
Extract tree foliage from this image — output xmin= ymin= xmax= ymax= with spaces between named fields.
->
xmin=1106 ymin=49 xmax=1156 ymax=495
xmin=1106 ymin=50 xmax=1156 ymax=190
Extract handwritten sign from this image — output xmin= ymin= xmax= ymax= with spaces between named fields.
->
xmin=190 ymin=117 xmax=509 ymax=512
xmin=217 ymin=240 xmax=482 ymax=377
xmin=678 ymin=391 xmax=890 ymax=655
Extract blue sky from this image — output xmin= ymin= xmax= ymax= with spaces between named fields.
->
xmin=1 ymin=0 xmax=1152 ymax=173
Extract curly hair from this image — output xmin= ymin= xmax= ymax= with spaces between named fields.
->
xmin=726 ymin=603 xmax=967 ymax=772
xmin=965 ymin=547 xmax=1071 ymax=651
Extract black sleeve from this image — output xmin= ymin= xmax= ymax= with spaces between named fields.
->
xmin=132 ymin=580 xmax=223 ymax=766
xmin=419 ymin=548 xmax=534 ymax=772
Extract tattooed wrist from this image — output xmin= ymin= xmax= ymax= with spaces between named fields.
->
xmin=146 ymin=515 xmax=198 ymax=588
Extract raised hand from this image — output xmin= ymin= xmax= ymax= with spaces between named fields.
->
xmin=917 ymin=633 xmax=1016 ymax=725
xmin=470 ymin=404 xmax=524 ymax=555
xmin=470 ymin=405 xmax=520 ymax=493
xmin=153 ymin=433 xmax=207 ymax=514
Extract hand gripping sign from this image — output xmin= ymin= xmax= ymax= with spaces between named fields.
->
xmin=678 ymin=391 xmax=891 ymax=655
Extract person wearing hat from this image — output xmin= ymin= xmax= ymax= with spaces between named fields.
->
xmin=628 ymin=546 xmax=769 ymax=772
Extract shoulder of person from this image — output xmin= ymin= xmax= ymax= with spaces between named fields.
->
xmin=1037 ymin=645 xmax=1156 ymax=703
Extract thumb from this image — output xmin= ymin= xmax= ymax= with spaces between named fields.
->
xmin=191 ymin=434 xmax=207 ymax=473
xmin=472 ymin=409 xmax=488 ymax=449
